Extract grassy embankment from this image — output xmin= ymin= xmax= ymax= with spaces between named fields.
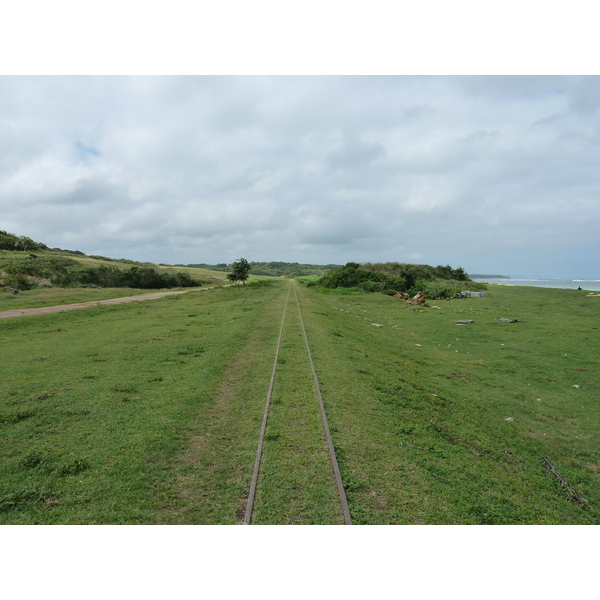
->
xmin=0 ymin=249 xmax=257 ymax=311
xmin=1 ymin=281 xmax=598 ymax=524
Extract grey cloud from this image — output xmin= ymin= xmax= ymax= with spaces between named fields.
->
xmin=327 ymin=139 xmax=386 ymax=169
xmin=568 ymin=78 xmax=600 ymax=115
xmin=1 ymin=76 xmax=600 ymax=276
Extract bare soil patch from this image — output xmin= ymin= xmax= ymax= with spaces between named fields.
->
xmin=0 ymin=288 xmax=211 ymax=320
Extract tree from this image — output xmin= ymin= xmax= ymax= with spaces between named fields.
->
xmin=227 ymin=258 xmax=251 ymax=285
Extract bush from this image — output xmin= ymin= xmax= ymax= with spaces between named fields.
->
xmin=73 ymin=265 xmax=200 ymax=289
xmin=313 ymin=262 xmax=480 ymax=298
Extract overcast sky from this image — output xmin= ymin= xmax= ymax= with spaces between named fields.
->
xmin=1 ymin=75 xmax=599 ymax=277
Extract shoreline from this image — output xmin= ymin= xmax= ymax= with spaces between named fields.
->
xmin=473 ymin=278 xmax=600 ymax=292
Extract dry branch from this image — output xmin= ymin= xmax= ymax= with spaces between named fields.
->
xmin=540 ymin=456 xmax=589 ymax=508
xmin=400 ymin=440 xmax=436 ymax=452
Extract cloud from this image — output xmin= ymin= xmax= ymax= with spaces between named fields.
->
xmin=1 ymin=75 xmax=599 ymax=276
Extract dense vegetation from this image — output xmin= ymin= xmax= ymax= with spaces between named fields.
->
xmin=0 ymin=231 xmax=49 ymax=252
xmin=1 ymin=256 xmax=202 ymax=291
xmin=2 ymin=230 xmax=481 ymax=299
xmin=309 ymin=262 xmax=485 ymax=299
xmin=1 ymin=231 xmax=204 ymax=290
xmin=180 ymin=261 xmax=342 ymax=278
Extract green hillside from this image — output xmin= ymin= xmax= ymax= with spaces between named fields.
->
xmin=0 ymin=230 xmax=224 ymax=292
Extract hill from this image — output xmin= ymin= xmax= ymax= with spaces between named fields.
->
xmin=0 ymin=230 xmax=222 ymax=291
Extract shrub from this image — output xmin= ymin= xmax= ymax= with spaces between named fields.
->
xmin=73 ymin=265 xmax=200 ymax=289
xmin=314 ymin=262 xmax=480 ymax=298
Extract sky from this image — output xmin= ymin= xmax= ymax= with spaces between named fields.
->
xmin=2 ymin=74 xmax=600 ymax=277
xmin=2 ymin=3 xmax=597 ymax=592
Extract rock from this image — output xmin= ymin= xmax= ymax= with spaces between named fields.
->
xmin=372 ymin=323 xmax=382 ymax=327
xmin=504 ymin=417 xmax=515 ymax=422
xmin=499 ymin=318 xmax=519 ymax=323
xmin=413 ymin=291 xmax=426 ymax=305
xmin=456 ymin=320 xmax=474 ymax=324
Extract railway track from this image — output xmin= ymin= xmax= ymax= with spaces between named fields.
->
xmin=243 ymin=281 xmax=352 ymax=525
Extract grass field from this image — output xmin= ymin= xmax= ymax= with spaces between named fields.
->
xmin=1 ymin=281 xmax=598 ymax=524
xmin=297 ymin=284 xmax=599 ymax=524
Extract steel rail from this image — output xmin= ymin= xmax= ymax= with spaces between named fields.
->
xmin=292 ymin=282 xmax=353 ymax=525
xmin=244 ymin=281 xmax=352 ymax=525
xmin=243 ymin=282 xmax=292 ymax=525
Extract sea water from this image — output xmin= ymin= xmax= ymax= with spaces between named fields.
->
xmin=471 ymin=277 xmax=600 ymax=292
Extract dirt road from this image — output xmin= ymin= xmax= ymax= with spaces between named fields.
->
xmin=0 ymin=288 xmax=212 ymax=320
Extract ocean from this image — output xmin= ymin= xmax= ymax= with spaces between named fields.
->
xmin=471 ymin=277 xmax=600 ymax=292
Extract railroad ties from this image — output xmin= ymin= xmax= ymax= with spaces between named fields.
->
xmin=243 ymin=281 xmax=352 ymax=525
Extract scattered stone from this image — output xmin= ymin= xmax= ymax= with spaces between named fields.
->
xmin=456 ymin=320 xmax=474 ymax=324
xmin=499 ymin=318 xmax=519 ymax=323
xmin=504 ymin=417 xmax=515 ymax=422
xmin=372 ymin=323 xmax=382 ymax=327
xmin=413 ymin=291 xmax=426 ymax=305
xmin=415 ymin=344 xmax=423 ymax=347
xmin=573 ymin=385 xmax=580 ymax=389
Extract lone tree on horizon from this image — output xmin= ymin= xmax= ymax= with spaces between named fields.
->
xmin=227 ymin=258 xmax=251 ymax=285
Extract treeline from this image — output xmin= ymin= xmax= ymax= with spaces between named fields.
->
xmin=308 ymin=262 xmax=485 ymax=299
xmin=0 ymin=231 xmax=49 ymax=252
xmin=179 ymin=261 xmax=342 ymax=278
xmin=74 ymin=265 xmax=199 ymax=289
xmin=1 ymin=260 xmax=201 ymax=291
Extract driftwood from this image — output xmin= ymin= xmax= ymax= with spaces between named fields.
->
xmin=540 ymin=456 xmax=589 ymax=508
xmin=400 ymin=440 xmax=436 ymax=452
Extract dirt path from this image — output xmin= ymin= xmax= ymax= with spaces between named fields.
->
xmin=0 ymin=287 xmax=215 ymax=320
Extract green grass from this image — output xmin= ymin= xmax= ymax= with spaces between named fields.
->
xmin=0 ymin=284 xmax=285 ymax=524
xmin=294 ymin=283 xmax=600 ymax=524
xmin=1 ymin=281 xmax=598 ymax=524
xmin=251 ymin=289 xmax=345 ymax=524
xmin=0 ymin=286 xmax=183 ymax=311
